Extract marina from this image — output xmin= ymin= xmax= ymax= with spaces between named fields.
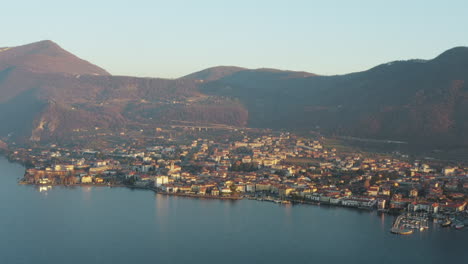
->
xmin=391 ymin=213 xmax=429 ymax=235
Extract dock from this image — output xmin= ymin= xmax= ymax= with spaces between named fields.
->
xmin=391 ymin=214 xmax=413 ymax=235
xmin=391 ymin=213 xmax=429 ymax=235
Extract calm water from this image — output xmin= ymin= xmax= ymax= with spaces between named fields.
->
xmin=0 ymin=157 xmax=467 ymax=264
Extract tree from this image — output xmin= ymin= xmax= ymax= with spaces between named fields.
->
xmin=232 ymin=147 xmax=253 ymax=155
xmin=230 ymin=161 xmax=258 ymax=172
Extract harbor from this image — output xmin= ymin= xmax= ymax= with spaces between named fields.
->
xmin=391 ymin=213 xmax=429 ymax=235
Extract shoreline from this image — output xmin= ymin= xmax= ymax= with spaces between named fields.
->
xmin=159 ymin=191 xmax=243 ymax=200
xmin=1 ymin=154 xmax=394 ymax=214
xmin=16 ymin=180 xmax=468 ymax=233
xmin=12 ymin=153 xmax=466 ymax=234
xmin=19 ymin=182 xmax=128 ymax=188
xmin=22 ymin=182 xmax=244 ymax=200
xmin=21 ymin=182 xmax=379 ymax=209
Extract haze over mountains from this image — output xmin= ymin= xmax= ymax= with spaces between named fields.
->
xmin=1 ymin=40 xmax=468 ymax=147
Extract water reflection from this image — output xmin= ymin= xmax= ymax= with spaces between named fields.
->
xmin=155 ymin=194 xmax=170 ymax=232
xmin=281 ymin=203 xmax=293 ymax=230
xmin=81 ymin=186 xmax=93 ymax=201
xmin=379 ymin=212 xmax=386 ymax=231
xmin=37 ymin=185 xmax=52 ymax=194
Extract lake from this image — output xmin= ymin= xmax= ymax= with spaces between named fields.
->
xmin=0 ymin=157 xmax=467 ymax=264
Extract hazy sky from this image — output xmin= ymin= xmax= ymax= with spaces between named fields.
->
xmin=2 ymin=0 xmax=467 ymax=78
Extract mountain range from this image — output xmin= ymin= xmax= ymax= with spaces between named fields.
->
xmin=1 ymin=40 xmax=467 ymax=148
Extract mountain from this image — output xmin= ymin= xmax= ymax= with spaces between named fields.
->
xmin=0 ymin=40 xmax=109 ymax=75
xmin=180 ymin=66 xmax=246 ymax=82
xmin=0 ymin=41 xmax=248 ymax=142
xmin=1 ymin=40 xmax=467 ymax=148
xmin=200 ymin=47 xmax=468 ymax=147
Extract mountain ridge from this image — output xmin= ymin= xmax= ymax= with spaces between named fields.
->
xmin=0 ymin=40 xmax=467 ymax=148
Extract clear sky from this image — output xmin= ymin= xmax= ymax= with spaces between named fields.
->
xmin=2 ymin=0 xmax=467 ymax=78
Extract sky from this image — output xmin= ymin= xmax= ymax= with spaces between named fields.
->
xmin=1 ymin=0 xmax=467 ymax=78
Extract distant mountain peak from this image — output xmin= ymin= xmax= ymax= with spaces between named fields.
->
xmin=13 ymin=40 xmax=68 ymax=57
xmin=434 ymin=46 xmax=468 ymax=62
xmin=181 ymin=66 xmax=316 ymax=82
xmin=0 ymin=40 xmax=109 ymax=76
xmin=180 ymin=66 xmax=246 ymax=81
xmin=34 ymin=40 xmax=64 ymax=50
xmin=29 ymin=39 xmax=59 ymax=47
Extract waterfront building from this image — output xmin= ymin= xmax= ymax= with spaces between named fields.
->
xmin=81 ymin=176 xmax=93 ymax=184
xmin=155 ymin=176 xmax=169 ymax=187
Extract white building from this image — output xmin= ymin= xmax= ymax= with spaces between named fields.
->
xmin=155 ymin=176 xmax=169 ymax=187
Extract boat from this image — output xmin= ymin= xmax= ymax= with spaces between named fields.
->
xmin=391 ymin=228 xmax=413 ymax=235
xmin=281 ymin=200 xmax=291 ymax=204
xmin=399 ymin=230 xmax=413 ymax=235
xmin=455 ymin=224 xmax=464 ymax=229
xmin=441 ymin=220 xmax=452 ymax=227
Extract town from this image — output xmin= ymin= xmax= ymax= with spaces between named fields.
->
xmin=6 ymin=126 xmax=468 ymax=233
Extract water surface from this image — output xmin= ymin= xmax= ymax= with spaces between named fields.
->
xmin=0 ymin=157 xmax=466 ymax=264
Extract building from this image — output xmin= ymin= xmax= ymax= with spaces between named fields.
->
xmin=408 ymin=202 xmax=439 ymax=214
xmin=81 ymin=176 xmax=93 ymax=184
xmin=367 ymin=186 xmax=379 ymax=196
xmin=341 ymin=197 xmax=376 ymax=208
xmin=155 ymin=176 xmax=169 ymax=188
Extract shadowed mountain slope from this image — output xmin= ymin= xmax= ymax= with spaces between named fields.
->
xmin=200 ymin=47 xmax=468 ymax=147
